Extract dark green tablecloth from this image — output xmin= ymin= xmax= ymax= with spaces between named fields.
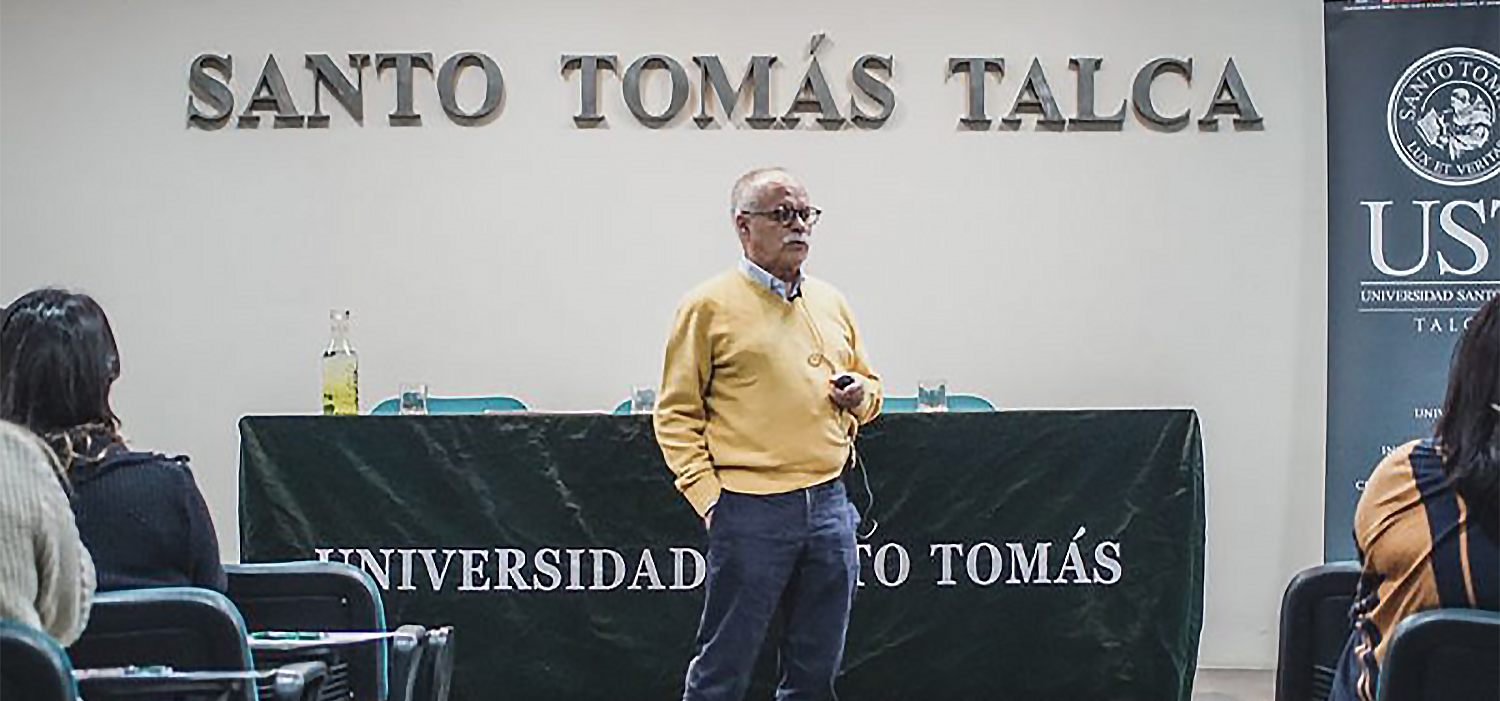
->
xmin=240 ymin=410 xmax=1204 ymax=701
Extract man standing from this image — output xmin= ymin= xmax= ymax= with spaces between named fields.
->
xmin=654 ymin=168 xmax=882 ymax=701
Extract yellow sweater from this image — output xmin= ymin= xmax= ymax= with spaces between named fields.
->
xmin=654 ymin=269 xmax=882 ymax=516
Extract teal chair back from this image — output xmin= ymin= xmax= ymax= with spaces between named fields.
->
xmin=225 ymin=561 xmax=390 ymax=701
xmin=1274 ymin=561 xmax=1360 ymax=701
xmin=882 ymin=394 xmax=996 ymax=413
xmin=1 ymin=619 xmax=78 ymax=701
xmin=371 ymin=396 xmax=527 ymax=415
xmin=67 ymin=588 xmax=258 ymax=701
xmin=1376 ymin=609 xmax=1500 ymax=701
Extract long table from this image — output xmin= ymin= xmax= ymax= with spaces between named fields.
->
xmin=239 ymin=410 xmax=1204 ymax=701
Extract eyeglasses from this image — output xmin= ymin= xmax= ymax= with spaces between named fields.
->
xmin=742 ymin=206 xmax=822 ymax=227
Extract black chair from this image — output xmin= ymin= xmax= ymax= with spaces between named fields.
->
xmin=1275 ymin=561 xmax=1362 ymax=701
xmin=1 ymin=619 xmax=78 ymax=701
xmin=226 ymin=562 xmax=430 ymax=701
xmin=1376 ymin=608 xmax=1500 ymax=701
xmin=66 ymin=587 xmax=325 ymax=701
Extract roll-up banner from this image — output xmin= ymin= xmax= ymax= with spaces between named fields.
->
xmin=1324 ymin=0 xmax=1500 ymax=559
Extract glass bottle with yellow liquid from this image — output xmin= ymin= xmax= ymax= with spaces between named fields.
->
xmin=322 ymin=309 xmax=359 ymax=415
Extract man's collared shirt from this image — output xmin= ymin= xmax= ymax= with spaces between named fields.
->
xmin=739 ymin=256 xmax=803 ymax=301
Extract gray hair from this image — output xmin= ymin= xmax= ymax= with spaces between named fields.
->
xmin=730 ymin=168 xmax=797 ymax=218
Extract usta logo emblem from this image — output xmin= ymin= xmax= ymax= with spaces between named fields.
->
xmin=1387 ymin=46 xmax=1500 ymax=187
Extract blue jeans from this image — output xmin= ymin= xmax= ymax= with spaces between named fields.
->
xmin=683 ymin=479 xmax=860 ymax=701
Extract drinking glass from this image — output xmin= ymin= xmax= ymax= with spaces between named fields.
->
xmin=630 ymin=386 xmax=658 ymax=414
xmin=399 ymin=383 xmax=429 ymax=415
xmin=916 ymin=379 xmax=948 ymax=413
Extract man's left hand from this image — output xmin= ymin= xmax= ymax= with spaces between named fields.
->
xmin=829 ymin=374 xmax=865 ymax=410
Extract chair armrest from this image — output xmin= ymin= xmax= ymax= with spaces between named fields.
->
xmin=388 ymin=626 xmax=426 ymax=701
xmin=269 ymin=661 xmax=328 ymax=701
xmin=417 ymin=627 xmax=456 ymax=701
xmin=77 ymin=670 xmax=262 ymax=701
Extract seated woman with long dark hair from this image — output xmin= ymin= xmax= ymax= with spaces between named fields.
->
xmin=1330 ymin=295 xmax=1499 ymax=701
xmin=0 ymin=289 xmax=226 ymax=593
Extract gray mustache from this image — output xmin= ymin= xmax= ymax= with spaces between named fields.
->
xmin=782 ymin=234 xmax=810 ymax=245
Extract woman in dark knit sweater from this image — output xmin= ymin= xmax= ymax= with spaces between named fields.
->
xmin=0 ymin=289 xmax=225 ymax=593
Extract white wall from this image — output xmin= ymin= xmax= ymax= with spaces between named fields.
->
xmin=0 ymin=0 xmax=1328 ymax=669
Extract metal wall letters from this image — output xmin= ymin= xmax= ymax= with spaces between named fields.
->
xmin=437 ymin=52 xmax=504 ymax=123
xmin=621 ymin=55 xmax=689 ymax=128
xmin=186 ymin=49 xmax=1263 ymax=132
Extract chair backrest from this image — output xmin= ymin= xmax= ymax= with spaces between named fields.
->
xmin=370 ymin=396 xmax=526 ymax=415
xmin=1274 ymin=561 xmax=1361 ymax=701
xmin=1 ymin=619 xmax=78 ymax=701
xmin=226 ymin=562 xmax=389 ymax=701
xmin=881 ymin=394 xmax=996 ymax=413
xmin=1376 ymin=608 xmax=1500 ymax=701
xmin=66 ymin=587 xmax=257 ymax=701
